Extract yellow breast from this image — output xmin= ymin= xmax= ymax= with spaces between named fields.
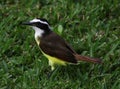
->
xmin=35 ymin=37 xmax=40 ymax=45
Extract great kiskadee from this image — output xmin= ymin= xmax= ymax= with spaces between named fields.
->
xmin=22 ymin=18 xmax=101 ymax=70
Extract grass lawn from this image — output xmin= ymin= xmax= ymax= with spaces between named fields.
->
xmin=0 ymin=0 xmax=120 ymax=89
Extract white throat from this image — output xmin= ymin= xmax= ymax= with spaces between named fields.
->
xmin=32 ymin=26 xmax=44 ymax=38
xmin=32 ymin=26 xmax=44 ymax=45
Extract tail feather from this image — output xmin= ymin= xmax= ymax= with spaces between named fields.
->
xmin=75 ymin=54 xmax=102 ymax=64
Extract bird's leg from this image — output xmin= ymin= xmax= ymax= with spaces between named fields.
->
xmin=48 ymin=65 xmax=59 ymax=79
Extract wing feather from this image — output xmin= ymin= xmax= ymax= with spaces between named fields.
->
xmin=40 ymin=32 xmax=77 ymax=63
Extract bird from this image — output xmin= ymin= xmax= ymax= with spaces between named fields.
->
xmin=22 ymin=18 xmax=101 ymax=71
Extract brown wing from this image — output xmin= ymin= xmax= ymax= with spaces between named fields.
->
xmin=40 ymin=32 xmax=77 ymax=64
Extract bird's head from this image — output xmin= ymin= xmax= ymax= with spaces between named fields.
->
xmin=22 ymin=18 xmax=51 ymax=32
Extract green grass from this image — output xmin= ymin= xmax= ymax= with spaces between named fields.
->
xmin=0 ymin=0 xmax=120 ymax=89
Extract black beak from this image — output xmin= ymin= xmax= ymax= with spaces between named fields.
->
xmin=21 ymin=22 xmax=33 ymax=26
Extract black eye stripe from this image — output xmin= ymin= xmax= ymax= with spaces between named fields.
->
xmin=34 ymin=22 xmax=49 ymax=30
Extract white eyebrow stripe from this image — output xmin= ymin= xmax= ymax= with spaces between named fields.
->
xmin=30 ymin=19 xmax=48 ymax=25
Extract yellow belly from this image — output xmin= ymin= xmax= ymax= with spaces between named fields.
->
xmin=43 ymin=52 xmax=67 ymax=70
xmin=43 ymin=53 xmax=66 ymax=65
